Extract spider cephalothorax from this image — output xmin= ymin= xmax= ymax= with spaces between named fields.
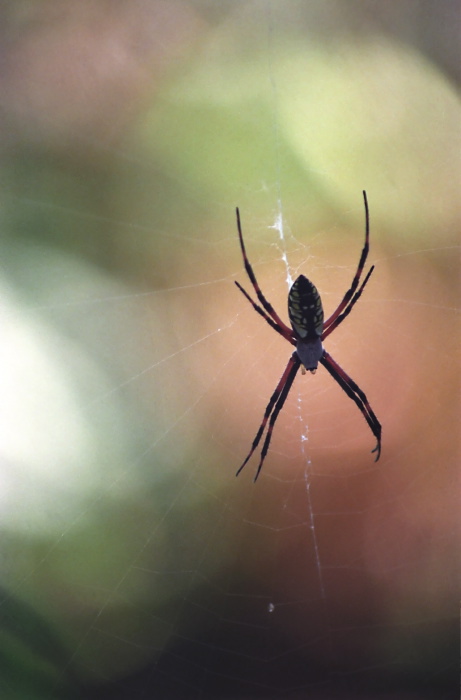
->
xmin=235 ymin=191 xmax=381 ymax=481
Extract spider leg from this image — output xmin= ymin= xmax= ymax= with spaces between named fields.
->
xmin=323 ymin=191 xmax=371 ymax=332
xmin=321 ymin=264 xmax=374 ymax=340
xmin=235 ymin=281 xmax=296 ymax=345
xmin=320 ymin=350 xmax=381 ymax=460
xmin=236 ymin=208 xmax=293 ymax=335
xmin=236 ymin=353 xmax=301 ymax=481
xmin=253 ymin=355 xmax=301 ymax=481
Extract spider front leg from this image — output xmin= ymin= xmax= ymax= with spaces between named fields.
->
xmin=237 ymin=353 xmax=301 ymax=481
xmin=234 ymin=280 xmax=296 ymax=345
xmin=323 ymin=190 xmax=374 ymax=337
xmin=235 ymin=208 xmax=294 ymax=336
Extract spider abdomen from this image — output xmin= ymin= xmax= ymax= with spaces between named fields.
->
xmin=288 ymin=274 xmax=324 ymax=340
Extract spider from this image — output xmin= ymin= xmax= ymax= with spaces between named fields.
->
xmin=235 ymin=191 xmax=381 ymax=481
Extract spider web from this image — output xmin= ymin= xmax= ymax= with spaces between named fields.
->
xmin=0 ymin=2 xmax=459 ymax=700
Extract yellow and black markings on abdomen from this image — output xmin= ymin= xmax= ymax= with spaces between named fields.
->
xmin=288 ymin=275 xmax=324 ymax=339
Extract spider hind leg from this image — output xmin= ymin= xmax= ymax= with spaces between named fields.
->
xmin=236 ymin=354 xmax=301 ymax=480
xmin=320 ymin=350 xmax=382 ymax=461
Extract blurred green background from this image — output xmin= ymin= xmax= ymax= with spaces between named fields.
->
xmin=0 ymin=2 xmax=459 ymax=699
